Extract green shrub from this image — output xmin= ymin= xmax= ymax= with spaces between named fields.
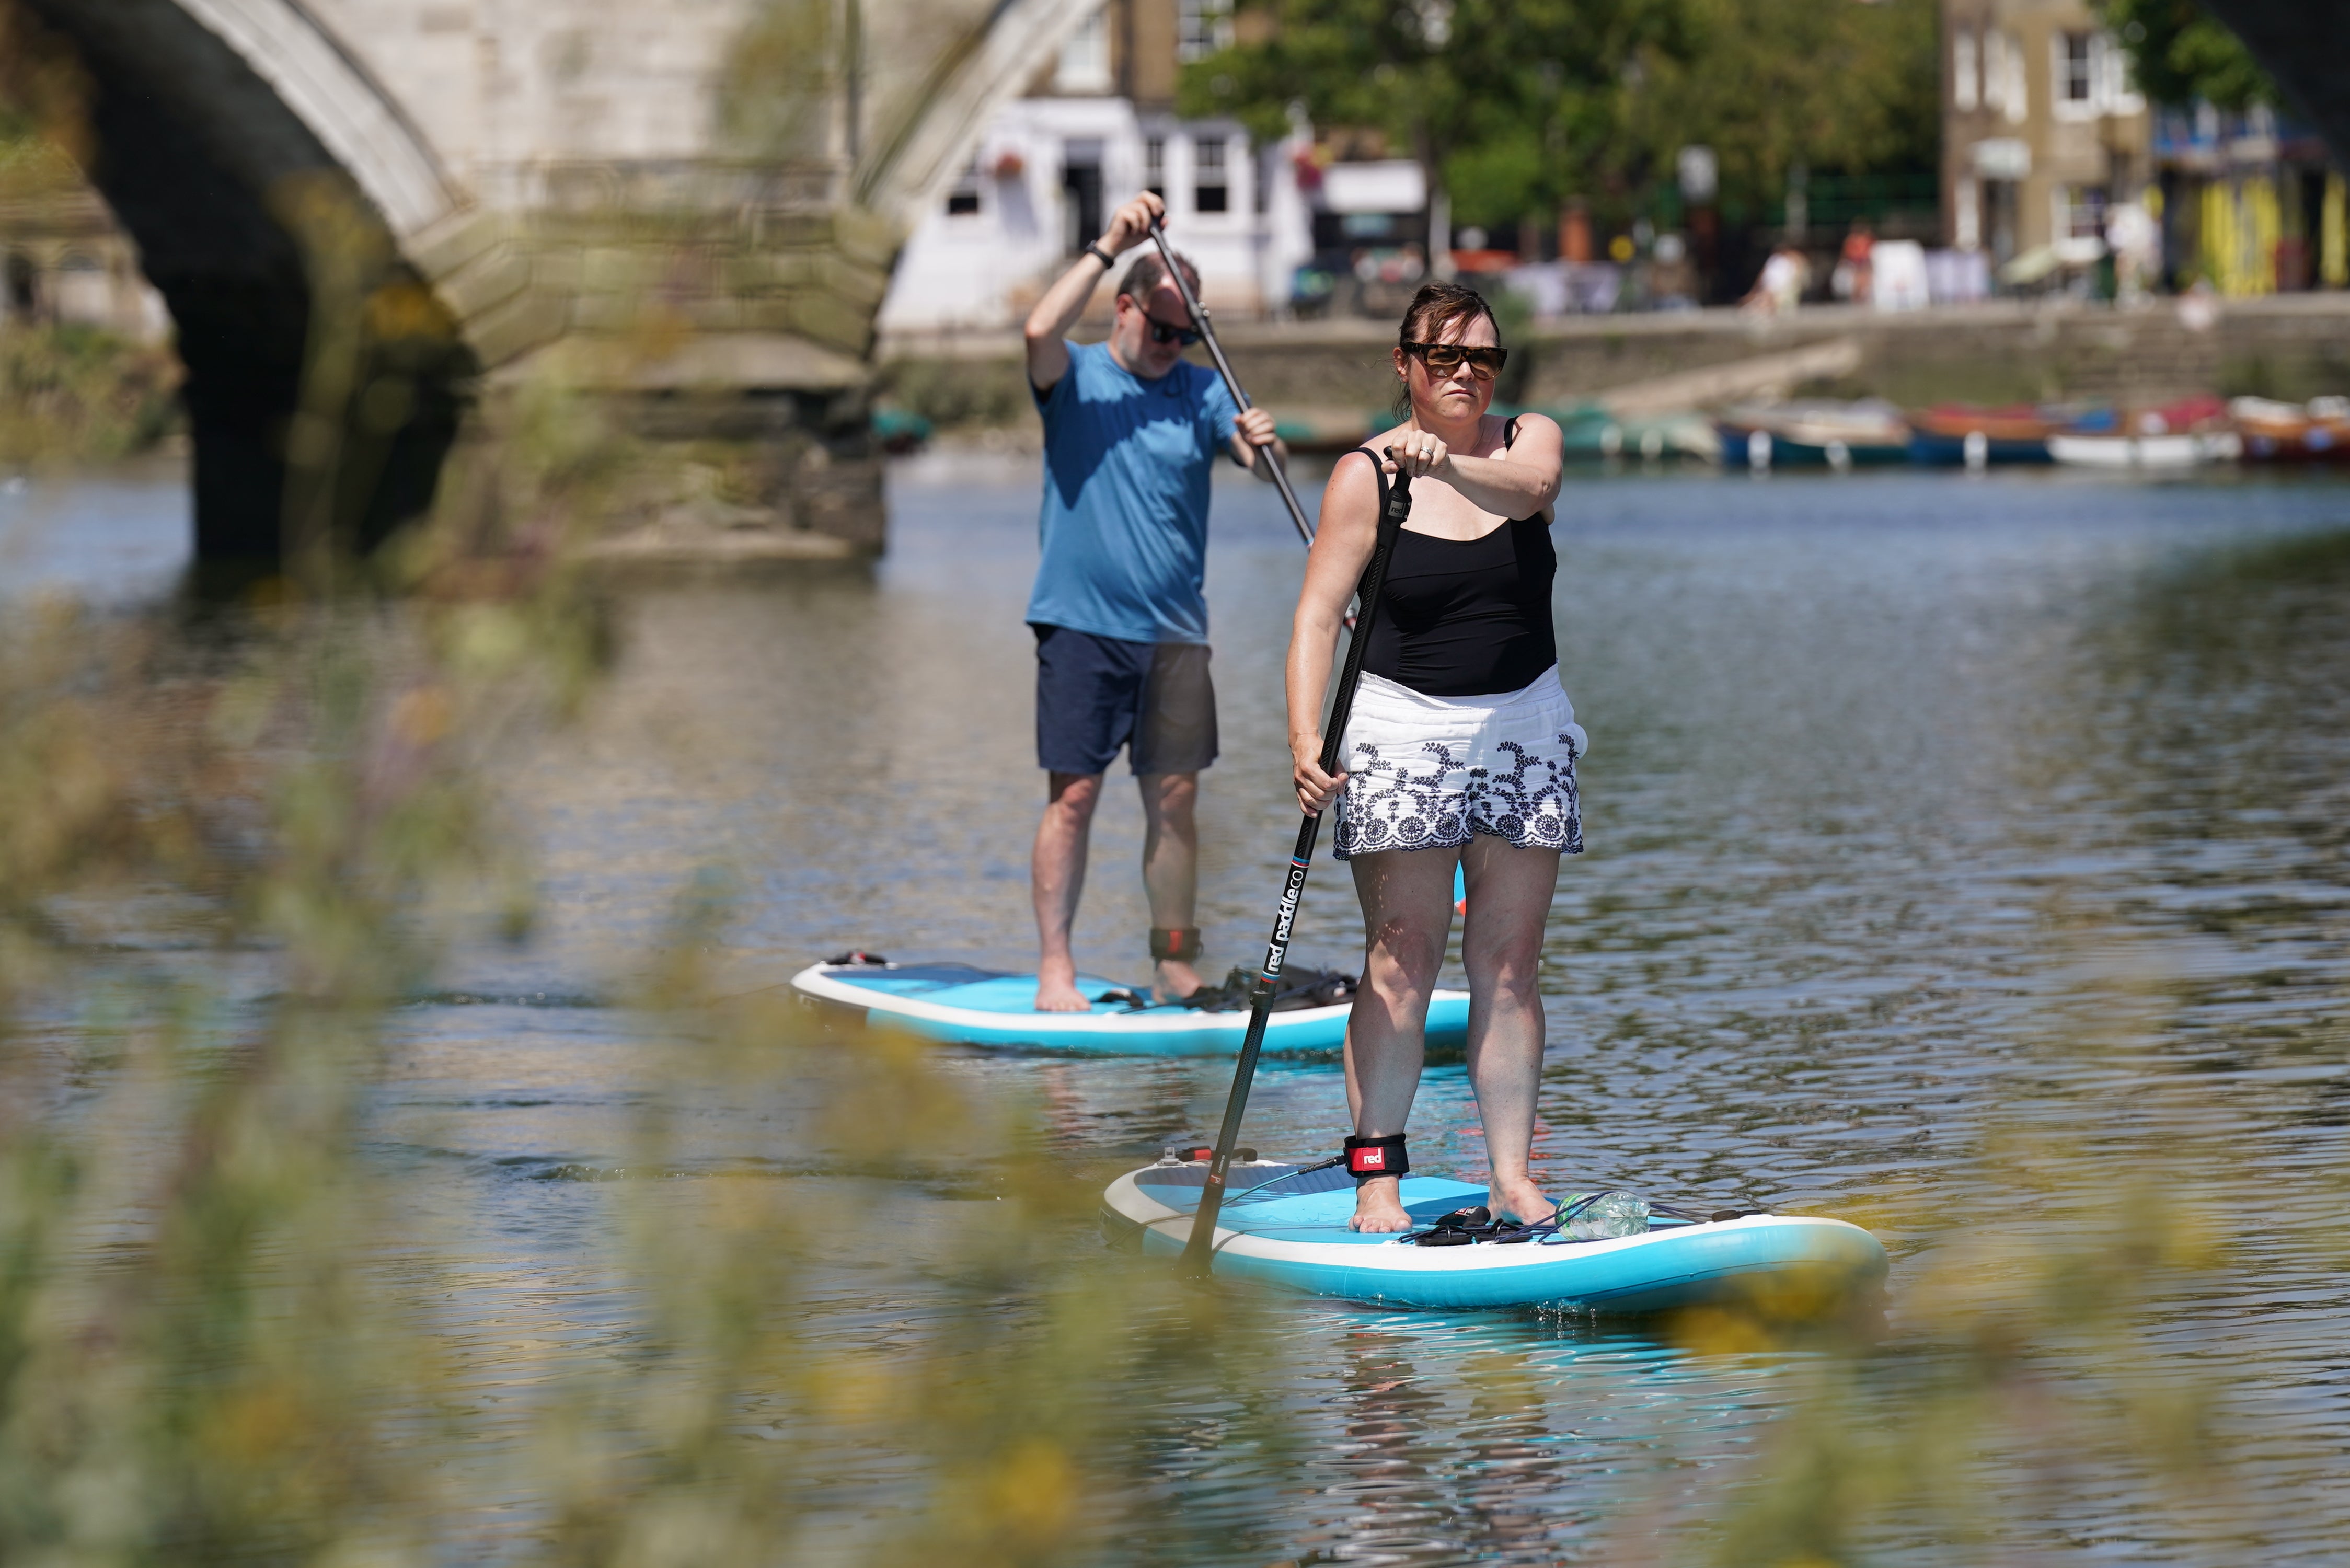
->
xmin=0 ymin=322 xmax=182 ymax=465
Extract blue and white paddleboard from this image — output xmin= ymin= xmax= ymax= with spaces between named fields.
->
xmin=1101 ymin=1157 xmax=1888 ymax=1312
xmin=790 ymin=960 xmax=1471 ymax=1057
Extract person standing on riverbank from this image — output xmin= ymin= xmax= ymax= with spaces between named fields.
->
xmin=1022 ymin=189 xmax=1286 ymax=1010
xmin=1287 ymin=281 xmax=1571 ymax=1231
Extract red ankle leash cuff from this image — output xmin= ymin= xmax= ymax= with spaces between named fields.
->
xmin=1149 ymin=927 xmax=1203 ymax=963
xmin=1344 ymin=1133 xmax=1409 ymax=1181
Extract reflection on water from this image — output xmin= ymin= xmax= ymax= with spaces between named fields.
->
xmin=21 ymin=459 xmax=2350 ymax=1562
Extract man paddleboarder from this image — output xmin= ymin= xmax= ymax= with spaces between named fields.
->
xmin=1023 ymin=189 xmax=1285 ymax=1010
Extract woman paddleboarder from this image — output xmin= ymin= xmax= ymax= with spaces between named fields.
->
xmin=1288 ymin=281 xmax=1576 ymax=1233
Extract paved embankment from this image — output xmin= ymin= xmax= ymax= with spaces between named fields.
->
xmin=878 ymin=294 xmax=2350 ymax=434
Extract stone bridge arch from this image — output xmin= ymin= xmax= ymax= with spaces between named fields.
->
xmin=13 ymin=0 xmax=1101 ymax=562
xmin=2199 ymin=2 xmax=2350 ymax=175
xmin=16 ymin=0 xmax=485 ymax=560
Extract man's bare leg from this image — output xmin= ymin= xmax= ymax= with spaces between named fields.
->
xmin=1033 ymin=770 xmax=1102 ymax=1011
xmin=1138 ymin=770 xmax=1203 ymax=1000
xmin=1342 ymin=846 xmax=1457 ymax=1231
xmin=1458 ymin=835 xmax=1560 ymax=1224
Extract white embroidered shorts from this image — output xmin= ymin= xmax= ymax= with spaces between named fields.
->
xmin=1332 ymin=667 xmax=1588 ymax=861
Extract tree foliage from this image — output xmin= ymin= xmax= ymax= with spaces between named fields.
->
xmin=1623 ymin=0 xmax=1938 ymax=220
xmin=2095 ymin=0 xmax=2276 ymax=110
xmin=1182 ymin=0 xmax=1939 ymax=229
xmin=1176 ymin=0 xmax=1689 ymax=227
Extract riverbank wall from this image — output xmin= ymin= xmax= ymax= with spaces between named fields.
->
xmin=876 ymin=295 xmax=2350 ymax=434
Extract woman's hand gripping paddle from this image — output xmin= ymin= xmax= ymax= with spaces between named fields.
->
xmin=1180 ymin=456 xmax=1416 ymax=1277
xmin=1148 ymin=216 xmax=1317 ymax=551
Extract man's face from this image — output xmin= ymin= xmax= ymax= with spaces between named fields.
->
xmin=1110 ymin=281 xmax=1195 ymax=378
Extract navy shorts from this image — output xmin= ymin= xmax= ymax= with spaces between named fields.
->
xmin=1033 ymin=624 xmax=1218 ymax=776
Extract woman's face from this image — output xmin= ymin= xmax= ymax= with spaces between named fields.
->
xmin=1395 ymin=310 xmax=1500 ymax=424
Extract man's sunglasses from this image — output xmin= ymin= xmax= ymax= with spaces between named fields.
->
xmin=1404 ymin=342 xmax=1508 ymax=378
xmin=1143 ymin=312 xmax=1203 ymax=348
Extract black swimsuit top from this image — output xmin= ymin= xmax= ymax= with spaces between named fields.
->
xmin=1355 ymin=420 xmax=1558 ymax=698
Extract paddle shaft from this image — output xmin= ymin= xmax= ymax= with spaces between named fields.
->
xmin=1147 ymin=218 xmax=1316 ymax=550
xmin=1180 ymin=459 xmax=1413 ymax=1275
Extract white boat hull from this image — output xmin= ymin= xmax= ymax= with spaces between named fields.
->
xmin=2048 ymin=432 xmax=2241 ymax=468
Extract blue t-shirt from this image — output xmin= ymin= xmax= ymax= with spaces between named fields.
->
xmin=1027 ymin=340 xmax=1241 ymax=646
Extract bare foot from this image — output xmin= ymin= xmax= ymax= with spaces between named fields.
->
xmin=1489 ymin=1177 xmax=1555 ymax=1226
xmin=1035 ymin=958 xmax=1091 ymax=1012
xmin=1350 ymin=1175 xmax=1414 ymax=1232
xmin=1153 ymin=957 xmax=1203 ymax=1003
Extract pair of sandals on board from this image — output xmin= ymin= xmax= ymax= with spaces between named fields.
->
xmin=1097 ymin=928 xmax=1357 ymax=1013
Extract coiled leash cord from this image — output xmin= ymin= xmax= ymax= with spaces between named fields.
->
xmin=1401 ymin=1193 xmax=1769 ymax=1248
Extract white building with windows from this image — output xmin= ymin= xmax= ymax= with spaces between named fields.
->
xmin=878 ymin=0 xmax=1315 ymax=332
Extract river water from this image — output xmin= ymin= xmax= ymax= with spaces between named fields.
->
xmin=7 ymin=457 xmax=2349 ymax=1563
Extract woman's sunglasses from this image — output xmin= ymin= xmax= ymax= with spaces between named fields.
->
xmin=1404 ymin=342 xmax=1508 ymax=378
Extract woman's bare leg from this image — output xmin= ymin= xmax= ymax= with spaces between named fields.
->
xmin=1344 ymin=845 xmax=1459 ymax=1231
xmin=1458 ymin=835 xmax=1560 ymax=1223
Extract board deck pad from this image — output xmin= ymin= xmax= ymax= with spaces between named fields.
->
xmin=1101 ymin=1158 xmax=1890 ymax=1312
xmin=792 ymin=961 xmax=1470 ymax=1057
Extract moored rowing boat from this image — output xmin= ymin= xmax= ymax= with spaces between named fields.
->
xmin=1718 ymin=399 xmax=1912 ymax=470
xmin=2231 ymin=395 xmax=2350 ymax=462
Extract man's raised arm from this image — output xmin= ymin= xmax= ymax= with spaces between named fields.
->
xmin=1023 ymin=189 xmax=1166 ymax=395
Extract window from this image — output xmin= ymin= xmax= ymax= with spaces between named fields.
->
xmin=2057 ymin=183 xmax=2109 ymax=241
xmin=1193 ymin=136 xmax=1228 ymax=214
xmin=1953 ymin=30 xmax=1978 ymax=113
xmin=1062 ymin=142 xmax=1104 ymax=255
xmin=944 ymin=156 xmax=981 ymax=216
xmin=1144 ymin=136 xmax=1166 ymax=198
xmin=1054 ymin=5 xmax=1112 ymax=94
xmin=3 ymin=252 xmax=36 ymax=318
xmin=2061 ymin=33 xmax=2093 ymax=103
xmin=1177 ymin=0 xmax=1233 ymax=64
xmin=2056 ymin=30 xmax=2144 ymax=120
xmin=2000 ymin=31 xmax=2028 ymax=123
xmin=2054 ymin=31 xmax=2098 ymax=120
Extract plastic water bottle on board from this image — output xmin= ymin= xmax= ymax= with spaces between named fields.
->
xmin=1563 ymin=1192 xmax=1650 ymax=1240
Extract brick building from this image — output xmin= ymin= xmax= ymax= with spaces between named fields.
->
xmin=1941 ymin=0 xmax=2152 ymax=269
xmin=1941 ymin=0 xmax=2344 ymax=295
xmin=0 ymin=139 xmax=168 ymax=342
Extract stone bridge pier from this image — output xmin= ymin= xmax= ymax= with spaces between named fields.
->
xmin=2204 ymin=3 xmax=2350 ymax=185
xmin=11 ymin=0 xmax=1095 ymax=562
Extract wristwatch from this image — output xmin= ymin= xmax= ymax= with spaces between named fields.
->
xmin=1083 ymin=241 xmax=1116 ymax=269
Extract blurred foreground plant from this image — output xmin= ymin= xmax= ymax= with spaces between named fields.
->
xmin=1613 ymin=974 xmax=2277 ymax=1567
xmin=0 ymin=22 xmax=1303 ymax=1565
xmin=0 ymin=294 xmax=1288 ymax=1568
